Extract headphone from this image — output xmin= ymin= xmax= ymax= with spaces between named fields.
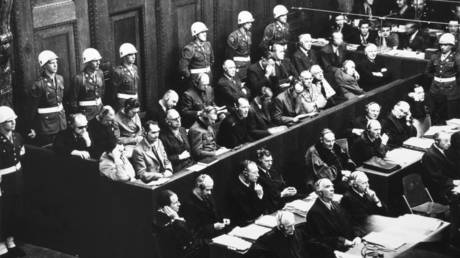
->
xmin=195 ymin=174 xmax=211 ymax=190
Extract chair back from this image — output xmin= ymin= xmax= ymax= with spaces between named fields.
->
xmin=402 ymin=173 xmax=431 ymax=208
xmin=336 ymin=138 xmax=349 ymax=153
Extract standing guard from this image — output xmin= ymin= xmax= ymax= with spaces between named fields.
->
xmin=28 ymin=50 xmax=67 ymax=146
xmin=0 ymin=106 xmax=26 ymax=257
xmin=70 ymin=48 xmax=105 ymax=120
xmin=227 ymin=11 xmax=254 ymax=81
xmin=112 ymin=43 xmax=140 ymax=109
xmin=260 ymin=5 xmax=290 ymax=51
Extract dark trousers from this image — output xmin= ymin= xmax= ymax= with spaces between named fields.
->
xmin=0 ymin=194 xmax=24 ymax=241
xmin=430 ymin=94 xmax=460 ymax=125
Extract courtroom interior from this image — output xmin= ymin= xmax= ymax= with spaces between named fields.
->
xmin=1 ymin=0 xmax=460 ymax=257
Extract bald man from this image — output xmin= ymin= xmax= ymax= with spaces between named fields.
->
xmin=217 ymin=97 xmax=253 ymax=148
xmin=341 ymin=171 xmax=386 ymax=232
xmin=381 ymin=101 xmax=417 ymax=147
xmin=215 ymin=60 xmax=250 ymax=108
xmin=356 ymin=43 xmax=392 ymax=91
xmin=306 ymin=178 xmax=361 ymax=251
xmin=147 ymin=89 xmax=179 ymax=130
xmin=53 ymin=113 xmax=92 ymax=159
xmin=351 ymin=119 xmax=388 ymax=165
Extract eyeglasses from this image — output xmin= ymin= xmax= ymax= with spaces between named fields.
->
xmin=77 ymin=125 xmax=88 ymax=129
xmin=301 ymin=77 xmax=313 ymax=81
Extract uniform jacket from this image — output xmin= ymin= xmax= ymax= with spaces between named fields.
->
xmin=0 ymin=132 xmax=25 ymax=195
xmin=132 ymin=138 xmax=173 ymax=182
xmin=356 ymin=57 xmax=392 ymax=91
xmin=179 ymin=86 xmax=216 ymax=128
xmin=227 ymin=28 xmax=252 ymax=58
xmin=29 ymin=73 xmax=67 ymax=135
xmin=70 ymin=68 xmax=105 ymax=120
xmin=114 ymin=110 xmax=143 ymax=145
xmin=260 ymin=21 xmax=290 ymax=50
xmin=179 ymin=40 xmax=214 ymax=78
xmin=351 ymin=132 xmax=388 ymax=165
xmin=292 ymin=48 xmax=318 ymax=74
xmin=426 ymin=51 xmax=460 ymax=100
xmin=381 ymin=114 xmax=416 ymax=147
xmin=215 ymin=75 xmax=250 ymax=108
xmin=159 ymin=127 xmax=194 ymax=172
xmin=188 ymin=119 xmax=219 ymax=160
xmin=112 ymin=64 xmax=140 ymax=95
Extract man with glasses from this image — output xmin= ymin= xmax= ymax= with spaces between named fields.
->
xmin=53 ymin=113 xmax=92 ymax=159
xmin=382 ymin=101 xmax=417 ymax=147
xmin=159 ymin=109 xmax=194 ymax=172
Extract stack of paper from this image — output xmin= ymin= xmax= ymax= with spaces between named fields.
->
xmin=212 ymin=234 xmax=252 ymax=252
xmin=363 ymin=231 xmax=407 ymax=250
xmin=446 ymin=118 xmax=460 ymax=127
xmin=424 ymin=125 xmax=459 ymax=138
xmin=229 ymin=224 xmax=272 ymax=241
xmin=255 ymin=215 xmax=278 ymax=228
xmin=283 ymin=199 xmax=313 ymax=217
xmin=403 ymin=137 xmax=434 ymax=152
xmin=384 ymin=148 xmax=424 ymax=166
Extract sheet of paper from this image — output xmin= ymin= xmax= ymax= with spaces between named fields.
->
xmin=212 ymin=234 xmax=252 ymax=251
xmin=185 ymin=162 xmax=208 ymax=172
xmin=147 ymin=177 xmax=170 ymax=186
xmin=384 ymin=148 xmax=424 ymax=166
xmin=403 ymin=137 xmax=434 ymax=150
xmin=446 ymin=118 xmax=460 ymax=127
xmin=255 ymin=215 xmax=278 ymax=228
xmin=229 ymin=224 xmax=272 ymax=241
xmin=363 ymin=231 xmax=407 ymax=250
xmin=424 ymin=125 xmax=459 ymax=137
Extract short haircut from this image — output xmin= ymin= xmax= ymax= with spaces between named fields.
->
xmin=320 ymin=128 xmax=334 ymax=139
xmin=124 ymin=98 xmax=140 ymax=111
xmin=157 ymin=190 xmax=176 ymax=207
xmin=69 ymin=113 xmax=86 ymax=125
xmin=332 ymin=31 xmax=343 ymax=39
xmin=240 ymin=160 xmax=255 ymax=173
xmin=349 ymin=171 xmax=367 ymax=186
xmin=276 ymin=210 xmax=295 ymax=227
xmin=310 ymin=64 xmax=323 ymax=74
xmin=298 ymin=33 xmax=312 ymax=42
xmin=98 ymin=105 xmax=115 ymax=119
xmin=342 ymin=59 xmax=355 ymax=68
xmin=381 ymin=22 xmax=392 ymax=29
xmin=364 ymin=43 xmax=377 ymax=53
xmin=366 ymin=119 xmax=381 ymax=130
xmin=144 ymin=120 xmax=159 ymax=132
xmin=365 ymin=102 xmax=380 ymax=111
xmin=195 ymin=174 xmax=213 ymax=189
xmin=314 ymin=178 xmax=331 ymax=192
xmin=359 ymin=19 xmax=371 ymax=27
xmin=163 ymin=89 xmax=178 ymax=101
xmin=256 ymin=148 xmax=272 ymax=160
xmin=433 ymin=131 xmax=449 ymax=143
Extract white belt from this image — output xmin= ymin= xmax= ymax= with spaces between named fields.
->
xmin=280 ymin=82 xmax=291 ymax=88
xmin=434 ymin=76 xmax=456 ymax=83
xmin=0 ymin=162 xmax=21 ymax=176
xmin=117 ymin=93 xmax=138 ymax=99
xmin=190 ymin=67 xmax=211 ymax=74
xmin=79 ymin=98 xmax=102 ymax=107
xmin=37 ymin=104 xmax=63 ymax=114
xmin=233 ymin=56 xmax=251 ymax=62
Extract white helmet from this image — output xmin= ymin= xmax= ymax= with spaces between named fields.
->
xmin=191 ymin=22 xmax=208 ymax=37
xmin=238 ymin=11 xmax=255 ymax=25
xmin=0 ymin=106 xmax=17 ymax=124
xmin=439 ymin=33 xmax=456 ymax=45
xmin=119 ymin=43 xmax=137 ymax=58
xmin=38 ymin=50 xmax=58 ymax=67
xmin=273 ymin=5 xmax=288 ymax=19
xmin=82 ymin=48 xmax=102 ymax=64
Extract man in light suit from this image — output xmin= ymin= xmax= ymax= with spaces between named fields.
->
xmin=132 ymin=121 xmax=173 ymax=182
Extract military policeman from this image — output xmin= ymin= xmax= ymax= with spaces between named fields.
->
xmin=227 ymin=11 xmax=255 ymax=80
xmin=426 ymin=33 xmax=460 ymax=124
xmin=0 ymin=106 xmax=26 ymax=257
xmin=260 ymin=5 xmax=290 ymax=51
xmin=179 ymin=22 xmax=214 ymax=86
xmin=112 ymin=43 xmax=140 ymax=109
xmin=70 ymin=48 xmax=105 ymax=120
xmin=28 ymin=50 xmax=67 ymax=146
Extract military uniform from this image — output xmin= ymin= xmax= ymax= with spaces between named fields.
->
xmin=426 ymin=51 xmax=460 ymax=124
xmin=70 ymin=68 xmax=105 ymax=120
xmin=260 ymin=21 xmax=290 ymax=50
xmin=112 ymin=64 xmax=140 ymax=109
xmin=227 ymin=28 xmax=252 ymax=80
xmin=29 ymin=73 xmax=67 ymax=145
xmin=0 ymin=132 xmax=25 ymax=242
xmin=179 ymin=40 xmax=214 ymax=82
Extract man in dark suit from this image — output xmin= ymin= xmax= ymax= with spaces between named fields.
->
xmin=346 ymin=102 xmax=381 ymax=139
xmin=271 ymin=43 xmax=298 ymax=95
xmin=320 ymin=32 xmax=347 ymax=82
xmin=53 ymin=113 xmax=92 ymax=159
xmin=349 ymin=20 xmax=377 ymax=51
xmin=292 ymin=34 xmax=318 ymax=74
xmin=215 ymin=60 xmax=250 ymax=108
xmin=271 ymin=81 xmax=305 ymax=126
xmin=341 ymin=171 xmax=387 ymax=234
xmin=146 ymin=90 xmax=179 ymax=130
xmin=400 ymin=23 xmax=427 ymax=52
xmin=351 ymin=120 xmax=389 ymax=165
xmin=306 ymin=178 xmax=361 ymax=251
xmin=256 ymin=148 xmax=297 ymax=213
xmin=376 ymin=22 xmax=399 ymax=50
xmin=159 ymin=109 xmax=194 ymax=172
xmin=422 ymin=131 xmax=460 ymax=204
xmin=217 ymin=98 xmax=253 ymax=148
xmin=381 ymin=101 xmax=417 ymax=147
xmin=356 ymin=43 xmax=392 ymax=91
xmin=329 ymin=15 xmax=355 ymax=43
xmin=228 ymin=160 xmax=266 ymax=226
xmin=182 ymin=174 xmax=230 ymax=258
xmin=247 ymin=55 xmax=277 ymax=97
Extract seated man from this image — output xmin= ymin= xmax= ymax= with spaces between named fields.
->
xmin=159 ymin=109 xmax=194 ymax=172
xmin=248 ymin=86 xmax=287 ymax=139
xmin=297 ymin=71 xmax=327 ymax=115
xmin=422 ymin=131 xmax=460 ymax=204
xmin=88 ymin=105 xmax=119 ymax=159
xmin=310 ymin=65 xmax=340 ymax=105
xmin=114 ymin=98 xmax=143 ymax=156
xmin=256 ymin=148 xmax=297 ymax=213
xmin=146 ymin=89 xmax=179 ymax=130
xmin=188 ymin=106 xmax=227 ymax=160
xmin=349 ymin=20 xmax=377 ymax=50
xmin=217 ymin=97 xmax=252 ymax=148
xmin=271 ymin=43 xmax=298 ymax=95
xmin=356 ymin=44 xmax=392 ymax=91
xmin=247 ymin=55 xmax=277 ymax=97
xmin=53 ymin=113 xmax=92 ymax=159
xmin=407 ymin=84 xmax=431 ymax=137
xmin=334 ymin=60 xmax=364 ymax=100
xmin=400 ymin=22 xmax=427 ymax=52
xmin=351 ymin=120 xmax=389 ymax=165
xmin=99 ymin=140 xmax=135 ymax=182
xmin=179 ymin=73 xmax=218 ymax=128
xmin=329 ymin=15 xmax=354 ymax=43
xmin=132 ymin=121 xmax=173 ymax=182
xmin=341 ymin=171 xmax=387 ymax=233
xmin=292 ymin=34 xmax=318 ymax=74
xmin=271 ymin=80 xmax=308 ymax=126
xmin=306 ymin=178 xmax=361 ymax=251
xmin=305 ymin=128 xmax=356 ymax=193
xmin=215 ymin=59 xmax=250 ymax=108
xmin=376 ymin=22 xmax=399 ymax=50
xmin=229 ymin=160 xmax=266 ymax=226
xmin=182 ymin=175 xmax=230 ymax=248
xmin=381 ymin=101 xmax=416 ymax=147
xmin=346 ymin=102 xmax=382 ymax=138
xmin=320 ymin=32 xmax=347 ymax=80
